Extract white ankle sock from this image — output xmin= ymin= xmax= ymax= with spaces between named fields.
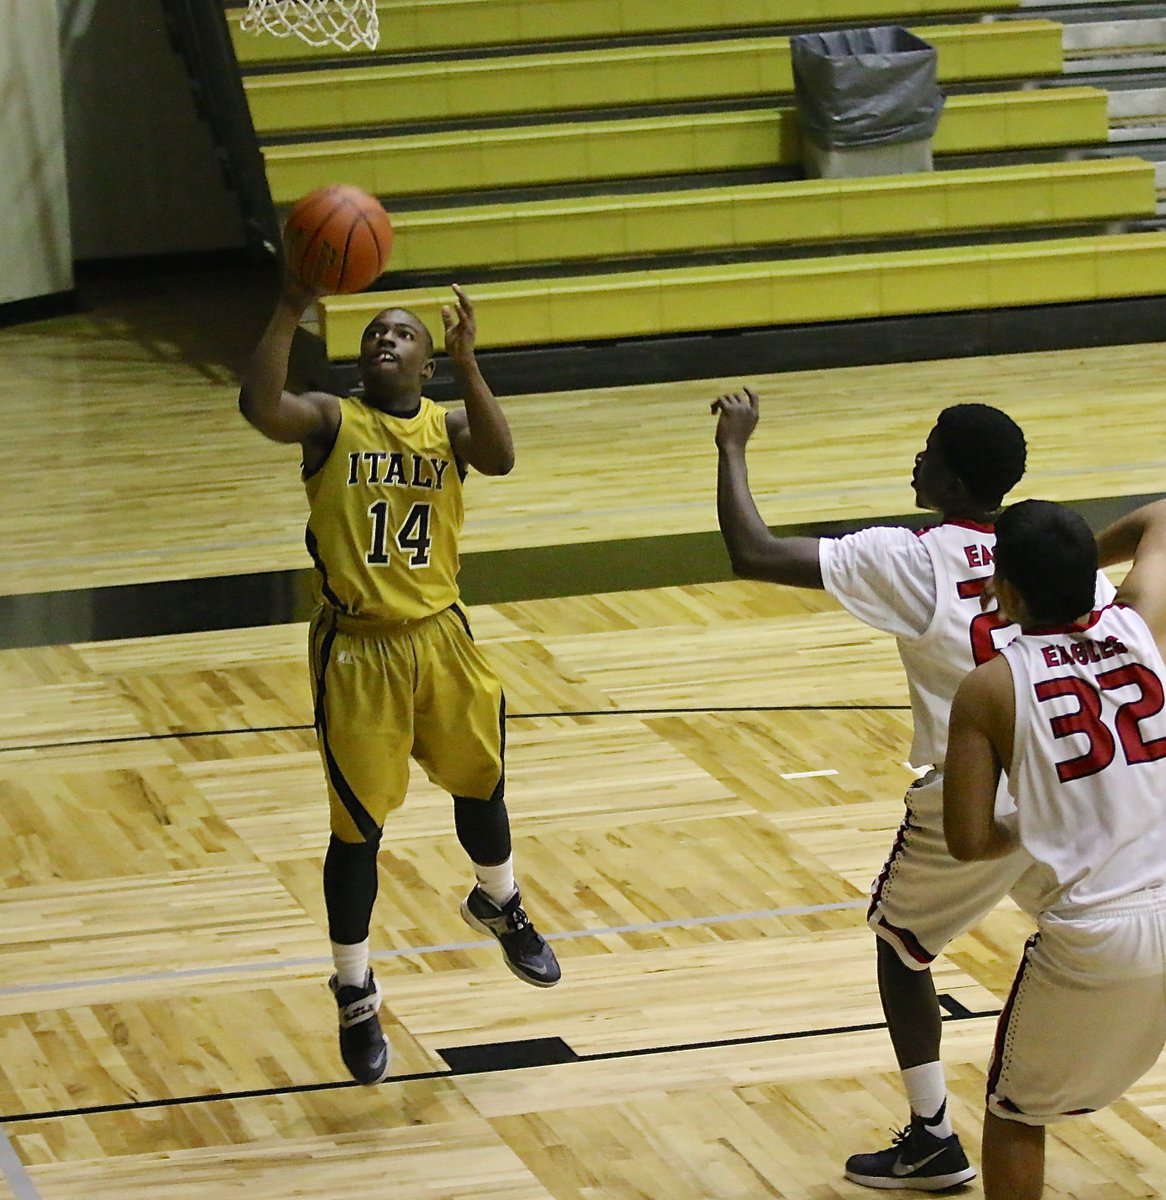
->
xmin=902 ymin=1061 xmax=953 ymax=1137
xmin=332 ymin=939 xmax=370 ymax=989
xmin=473 ymin=856 xmax=517 ymax=905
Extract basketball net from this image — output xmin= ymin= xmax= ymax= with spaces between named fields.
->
xmin=240 ymin=0 xmax=380 ymax=52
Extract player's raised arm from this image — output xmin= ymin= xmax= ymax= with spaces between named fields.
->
xmin=442 ymin=285 xmax=514 ymax=477
xmin=712 ymin=388 xmax=823 ymax=588
xmin=1094 ymin=499 xmax=1166 ymax=568
xmin=1099 ymin=498 xmax=1166 ymax=645
xmin=238 ymin=279 xmax=339 ymax=452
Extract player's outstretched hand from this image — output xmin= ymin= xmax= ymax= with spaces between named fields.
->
xmin=441 ymin=284 xmax=477 ymax=366
xmin=280 ymin=269 xmax=324 ymax=313
xmin=711 ymin=387 xmax=760 ymax=450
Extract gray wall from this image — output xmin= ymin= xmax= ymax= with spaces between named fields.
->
xmin=1 ymin=0 xmax=72 ymax=302
xmin=3 ymin=0 xmax=248 ymax=304
xmin=58 ymin=0 xmax=246 ymax=261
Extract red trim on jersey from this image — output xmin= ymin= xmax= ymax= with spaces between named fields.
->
xmin=987 ymin=931 xmax=1039 ymax=1107
xmin=1022 ymin=603 xmax=1115 ymax=637
xmin=913 ymin=518 xmax=997 ymax=539
xmin=876 ymin=915 xmax=935 ymax=965
xmin=869 ymin=807 xmax=936 ymax=964
xmin=943 ymin=518 xmax=997 ymax=534
xmin=869 ymin=807 xmax=915 ymax=915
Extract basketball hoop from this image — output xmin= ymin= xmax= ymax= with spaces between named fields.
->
xmin=240 ymin=0 xmax=380 ymax=52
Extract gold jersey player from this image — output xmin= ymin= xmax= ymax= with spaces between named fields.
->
xmin=239 ymin=280 xmax=560 ymax=1086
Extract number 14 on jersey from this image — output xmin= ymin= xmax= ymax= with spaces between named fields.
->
xmin=366 ymin=500 xmax=432 ymax=568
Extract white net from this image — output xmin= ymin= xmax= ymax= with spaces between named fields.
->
xmin=240 ymin=0 xmax=380 ymax=52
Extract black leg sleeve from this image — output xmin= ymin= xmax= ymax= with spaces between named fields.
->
xmin=323 ymin=833 xmax=381 ymax=944
xmin=453 ymin=794 xmax=512 ymax=866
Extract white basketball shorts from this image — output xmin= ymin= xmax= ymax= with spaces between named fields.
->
xmin=868 ymin=770 xmax=1031 ymax=969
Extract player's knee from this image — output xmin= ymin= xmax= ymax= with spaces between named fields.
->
xmin=327 ymin=829 xmax=381 ymax=861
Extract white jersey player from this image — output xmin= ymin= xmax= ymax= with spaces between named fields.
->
xmin=945 ymin=498 xmax=1166 ymax=1200
xmin=713 ymin=388 xmax=1109 ymax=1189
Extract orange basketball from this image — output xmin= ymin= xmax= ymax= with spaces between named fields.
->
xmin=283 ymin=184 xmax=393 ymax=295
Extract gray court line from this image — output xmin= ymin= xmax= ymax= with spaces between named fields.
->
xmin=0 ymin=899 xmax=867 ymax=999
xmin=0 ymin=1127 xmax=43 ymax=1200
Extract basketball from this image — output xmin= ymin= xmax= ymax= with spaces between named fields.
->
xmin=283 ymin=184 xmax=393 ymax=295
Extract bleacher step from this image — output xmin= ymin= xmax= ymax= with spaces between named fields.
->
xmin=378 ymin=159 xmax=1154 ymax=278
xmin=316 ymin=231 xmax=1166 ymax=358
xmin=244 ymin=22 xmax=1064 ymax=138
xmin=261 ymin=89 xmax=1112 ymax=206
xmin=227 ymin=0 xmax=1024 ymax=65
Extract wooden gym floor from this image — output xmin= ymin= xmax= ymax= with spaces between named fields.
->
xmin=1 ymin=259 xmax=1165 ymax=1198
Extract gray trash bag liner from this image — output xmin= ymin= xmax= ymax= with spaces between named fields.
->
xmin=790 ymin=27 xmax=945 ymax=150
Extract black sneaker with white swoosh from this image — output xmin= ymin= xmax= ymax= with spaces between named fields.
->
xmin=329 ymin=969 xmax=392 ymax=1085
xmin=845 ymin=1112 xmax=976 ymax=1190
xmin=460 ymin=885 xmax=561 ymax=987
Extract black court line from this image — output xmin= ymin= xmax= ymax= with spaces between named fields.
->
xmin=938 ymin=994 xmax=977 ymax=1019
xmin=0 ymin=1001 xmax=1001 ymax=1125
xmin=0 ymin=703 xmax=911 ymax=755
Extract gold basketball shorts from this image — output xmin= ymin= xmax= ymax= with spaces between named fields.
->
xmin=309 ymin=604 xmax=505 ymax=843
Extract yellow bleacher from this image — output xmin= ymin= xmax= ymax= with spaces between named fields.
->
xmin=228 ymin=0 xmax=1022 ymax=65
xmin=223 ymin=0 xmax=1159 ymax=373
xmin=262 ymin=88 xmax=1112 ymax=205
xmin=243 ymin=22 xmax=1063 ymax=135
xmin=317 ymin=231 xmax=1166 ymax=356
xmin=382 ymin=159 xmax=1155 ymax=274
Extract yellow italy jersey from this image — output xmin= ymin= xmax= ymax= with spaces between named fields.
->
xmin=304 ymin=395 xmax=464 ymax=626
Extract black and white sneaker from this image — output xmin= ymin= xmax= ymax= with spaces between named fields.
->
xmin=460 ymin=885 xmax=561 ymax=988
xmin=329 ymin=969 xmax=392 ymax=1085
xmin=845 ymin=1116 xmax=976 ymax=1190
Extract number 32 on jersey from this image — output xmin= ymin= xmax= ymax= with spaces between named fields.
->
xmin=1037 ymin=662 xmax=1166 ymax=783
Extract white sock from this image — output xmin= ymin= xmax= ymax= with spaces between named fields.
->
xmin=902 ymin=1061 xmax=953 ymax=1137
xmin=474 ymin=856 xmax=517 ymax=905
xmin=331 ymin=939 xmax=370 ymax=989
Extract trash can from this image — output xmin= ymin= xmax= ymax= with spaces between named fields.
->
xmin=790 ymin=27 xmax=945 ymax=179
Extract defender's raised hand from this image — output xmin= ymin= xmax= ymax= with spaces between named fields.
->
xmin=711 ymin=387 xmax=760 ymax=451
